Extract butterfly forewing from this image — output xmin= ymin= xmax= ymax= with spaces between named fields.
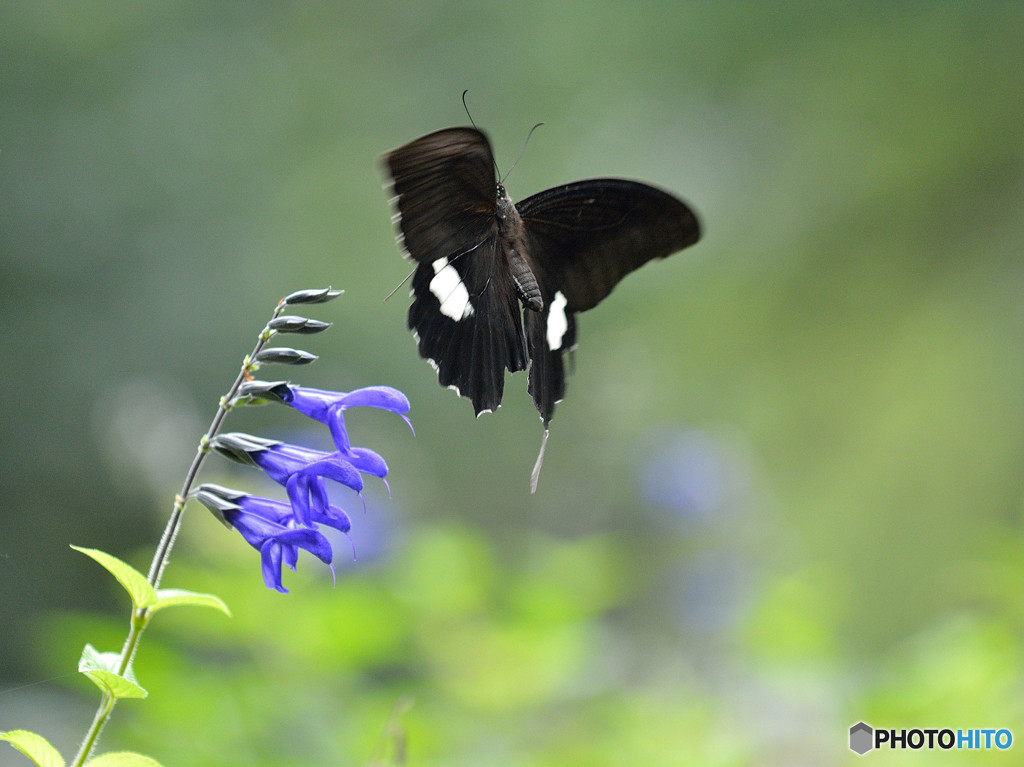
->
xmin=385 ymin=128 xmax=498 ymax=265
xmin=517 ymin=179 xmax=701 ymax=311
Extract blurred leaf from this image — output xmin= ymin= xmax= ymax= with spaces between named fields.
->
xmin=0 ymin=730 xmax=65 ymax=767
xmin=86 ymin=754 xmax=163 ymax=767
xmin=393 ymin=526 xmax=496 ymax=616
xmin=743 ymin=568 xmax=839 ymax=662
xmin=511 ymin=535 xmax=628 ymax=623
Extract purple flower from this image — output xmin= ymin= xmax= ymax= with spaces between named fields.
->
xmin=203 ymin=381 xmax=411 ymax=592
xmin=210 ymin=434 xmax=387 ymax=526
xmin=240 ymin=383 xmax=412 ymax=452
xmin=194 ymin=484 xmax=338 ymax=593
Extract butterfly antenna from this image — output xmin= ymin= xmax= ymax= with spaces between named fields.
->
xmin=530 ymin=427 xmax=550 ymax=494
xmin=462 ymin=90 xmax=502 ymax=180
xmin=383 ymin=266 xmax=416 ymax=303
xmin=501 ymin=122 xmax=544 ymax=185
xmin=461 ymin=90 xmax=478 ymax=130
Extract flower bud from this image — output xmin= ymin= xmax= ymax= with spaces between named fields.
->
xmin=282 ymin=288 xmax=343 ymax=305
xmin=255 ymin=348 xmax=318 ymax=365
xmin=267 ymin=315 xmax=332 ymax=334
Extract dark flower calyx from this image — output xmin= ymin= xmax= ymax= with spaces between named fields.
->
xmin=209 ymin=433 xmax=282 ymax=466
xmin=235 ymin=380 xmax=293 ymax=405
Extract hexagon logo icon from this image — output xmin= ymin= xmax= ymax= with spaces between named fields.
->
xmin=849 ymin=721 xmax=873 ymax=755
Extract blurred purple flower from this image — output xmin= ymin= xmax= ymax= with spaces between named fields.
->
xmin=639 ymin=428 xmax=737 ymax=523
xmin=670 ymin=550 xmax=752 ymax=635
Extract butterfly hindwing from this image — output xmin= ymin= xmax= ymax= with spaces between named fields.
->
xmin=406 ymin=228 xmax=528 ymax=417
xmin=524 ymin=285 xmax=578 ymax=425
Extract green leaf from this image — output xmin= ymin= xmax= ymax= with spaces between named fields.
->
xmin=70 ymin=546 xmax=157 ymax=610
xmin=78 ymin=644 xmax=147 ymax=700
xmin=85 ymin=752 xmax=164 ymax=767
xmin=151 ymin=588 xmax=231 ymax=617
xmin=0 ymin=729 xmax=65 ymax=767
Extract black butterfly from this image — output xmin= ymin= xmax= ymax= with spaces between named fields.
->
xmin=384 ymin=127 xmax=700 ymax=486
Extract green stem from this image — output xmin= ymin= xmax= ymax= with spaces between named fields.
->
xmin=73 ymin=692 xmax=115 ymax=765
xmin=69 ymin=298 xmax=289 ymax=766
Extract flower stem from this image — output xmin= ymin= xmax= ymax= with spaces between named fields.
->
xmin=69 ymin=298 xmax=290 ymax=767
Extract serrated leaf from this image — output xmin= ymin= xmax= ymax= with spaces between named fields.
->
xmin=85 ymin=751 xmax=164 ymax=767
xmin=152 ymin=588 xmax=231 ymax=617
xmin=71 ymin=547 xmax=156 ymax=610
xmin=0 ymin=729 xmax=65 ymax=767
xmin=78 ymin=643 xmax=121 ymax=674
xmin=81 ymin=670 xmax=148 ymax=699
xmin=78 ymin=645 xmax=147 ymax=699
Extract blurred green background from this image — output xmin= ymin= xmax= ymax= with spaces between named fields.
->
xmin=2 ymin=2 xmax=1024 ymax=765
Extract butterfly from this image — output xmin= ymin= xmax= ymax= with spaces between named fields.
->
xmin=383 ymin=126 xmax=701 ymax=489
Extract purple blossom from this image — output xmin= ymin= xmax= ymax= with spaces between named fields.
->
xmin=278 ymin=384 xmax=412 ymax=452
xmin=202 ymin=381 xmax=411 ymax=592
xmin=210 ymin=435 xmax=387 ymax=526
xmin=194 ymin=485 xmax=338 ymax=593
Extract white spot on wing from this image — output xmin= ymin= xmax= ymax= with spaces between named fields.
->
xmin=546 ymin=291 xmax=569 ymax=350
xmin=430 ymin=257 xmax=474 ymax=320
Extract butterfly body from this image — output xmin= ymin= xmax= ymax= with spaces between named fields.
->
xmin=494 ymin=184 xmax=544 ymax=312
xmin=385 ymin=127 xmax=700 ymax=427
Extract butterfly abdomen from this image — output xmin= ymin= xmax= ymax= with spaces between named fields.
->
xmin=496 ymin=184 xmax=543 ymax=313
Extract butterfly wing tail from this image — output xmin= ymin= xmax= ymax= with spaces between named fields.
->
xmin=525 ymin=298 xmax=578 ymax=426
